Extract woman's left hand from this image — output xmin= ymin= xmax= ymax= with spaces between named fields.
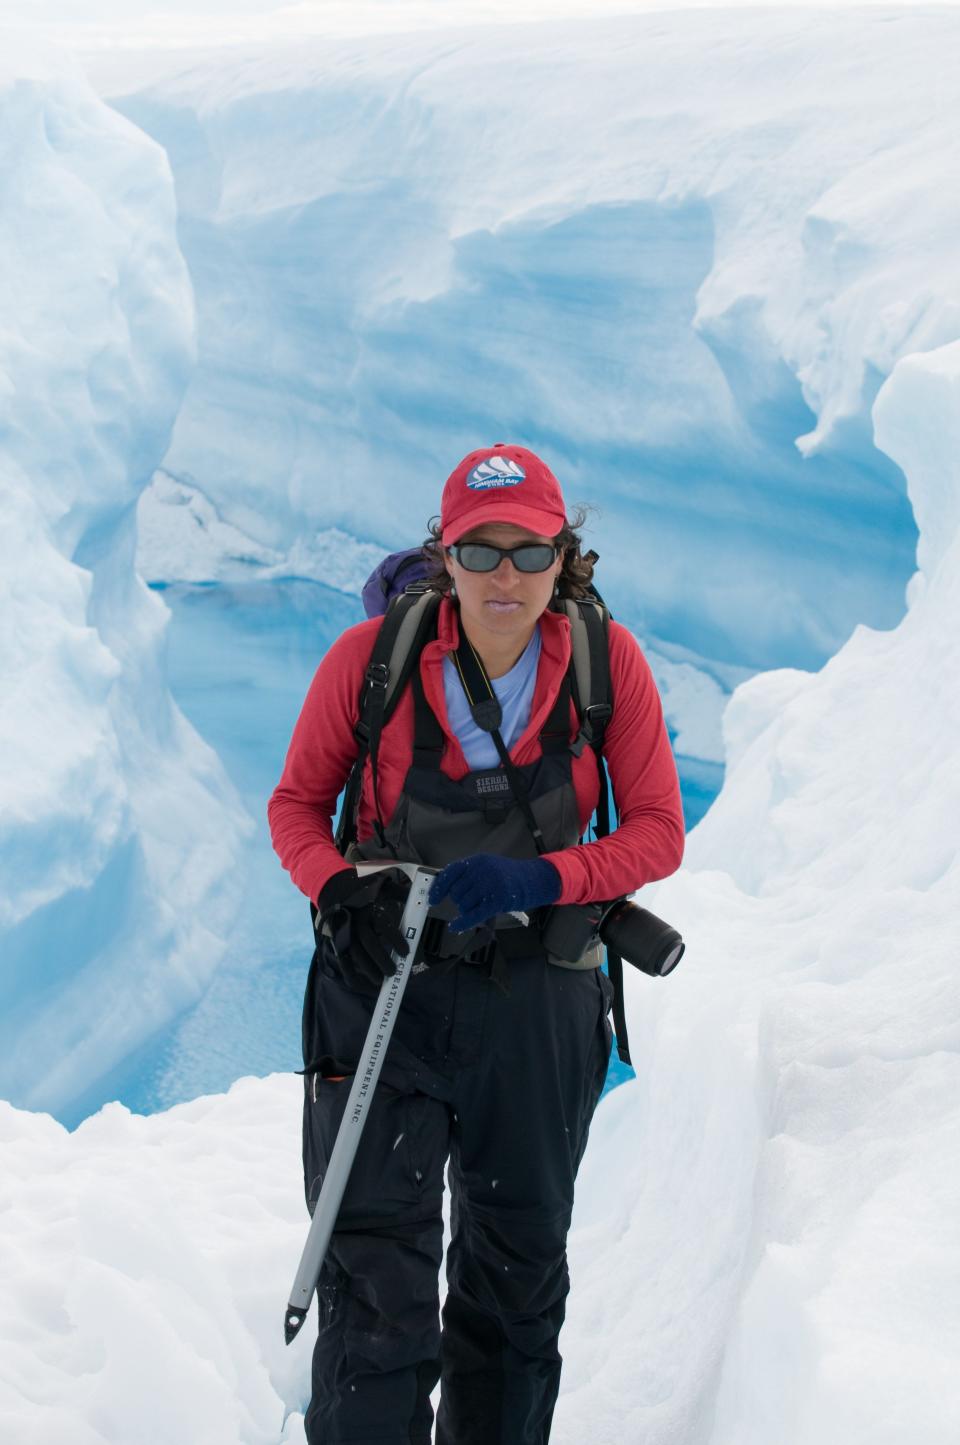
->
xmin=429 ymin=853 xmax=561 ymax=933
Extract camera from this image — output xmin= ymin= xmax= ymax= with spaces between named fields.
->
xmin=541 ymin=898 xmax=684 ymax=977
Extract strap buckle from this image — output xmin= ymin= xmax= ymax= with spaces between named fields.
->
xmin=571 ymin=702 xmax=612 ymax=756
xmin=365 ymin=661 xmax=389 ymax=692
xmin=355 ymin=662 xmax=390 ymax=744
xmin=418 ymin=916 xmax=495 ymax=968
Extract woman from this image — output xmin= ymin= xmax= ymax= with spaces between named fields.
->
xmin=268 ymin=443 xmax=684 ymax=1445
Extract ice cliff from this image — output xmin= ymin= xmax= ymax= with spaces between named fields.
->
xmin=0 ymin=42 xmax=249 ymax=1122
xmin=561 ymin=332 xmax=960 ymax=1445
xmin=95 ymin=5 xmax=960 ymax=673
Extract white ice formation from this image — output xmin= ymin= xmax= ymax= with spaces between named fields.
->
xmin=1 ymin=7 xmax=959 ymax=1443
xmin=0 ymin=41 xmax=250 ymax=1121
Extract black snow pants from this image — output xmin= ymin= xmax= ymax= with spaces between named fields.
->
xmin=300 ymin=936 xmax=614 ymax=1445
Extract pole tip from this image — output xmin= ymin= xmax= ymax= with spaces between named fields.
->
xmin=284 ymin=1307 xmax=306 ymax=1346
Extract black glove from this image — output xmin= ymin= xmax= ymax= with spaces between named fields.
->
xmin=316 ymin=867 xmax=410 ymax=990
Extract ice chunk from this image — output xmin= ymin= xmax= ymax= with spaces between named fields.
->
xmin=0 ymin=41 xmax=250 ymax=1122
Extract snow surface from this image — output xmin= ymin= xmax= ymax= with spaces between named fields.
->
xmin=0 ymin=42 xmax=251 ymax=1119
xmin=560 ymin=336 xmax=960 ymax=1445
xmin=137 ymin=469 xmax=387 ymax=593
xmin=15 ymin=0 xmax=960 ymax=55
xmin=2 ymin=5 xmax=959 ymax=1442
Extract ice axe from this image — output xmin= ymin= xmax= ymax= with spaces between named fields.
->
xmin=283 ymin=861 xmax=437 ymax=1346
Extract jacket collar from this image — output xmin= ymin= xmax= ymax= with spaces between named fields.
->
xmin=420 ymin=596 xmax=572 ymax=766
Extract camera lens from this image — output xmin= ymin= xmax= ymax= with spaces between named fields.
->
xmin=601 ymin=902 xmax=685 ymax=978
xmin=658 ymin=940 xmax=684 ymax=977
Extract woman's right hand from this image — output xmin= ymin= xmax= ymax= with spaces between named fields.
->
xmin=315 ymin=868 xmax=411 ymax=989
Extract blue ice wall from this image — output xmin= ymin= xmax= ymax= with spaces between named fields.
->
xmin=111 ymin=72 xmax=917 ymax=677
xmin=64 ymin=13 xmax=939 ymax=1122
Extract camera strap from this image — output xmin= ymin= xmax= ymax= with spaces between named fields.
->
xmin=450 ymin=632 xmax=550 ymax=856
xmin=452 ymin=628 xmax=632 ymax=1062
xmin=606 ymin=951 xmax=629 ymax=1064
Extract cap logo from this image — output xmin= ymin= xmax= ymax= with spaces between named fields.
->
xmin=466 ymin=456 xmax=525 ymax=490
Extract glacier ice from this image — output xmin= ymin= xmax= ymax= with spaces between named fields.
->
xmin=0 ymin=42 xmax=250 ymax=1123
xmin=563 ymin=337 xmax=960 ymax=1443
xmin=136 ymin=469 xmax=388 ymax=592
xmin=85 ymin=5 xmax=960 ymax=672
xmin=1 ymin=6 xmax=959 ymax=1444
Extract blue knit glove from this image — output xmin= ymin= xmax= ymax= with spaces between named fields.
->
xmin=429 ymin=854 xmax=562 ymax=933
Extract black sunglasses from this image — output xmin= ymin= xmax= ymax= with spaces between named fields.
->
xmin=449 ymin=541 xmax=560 ymax=574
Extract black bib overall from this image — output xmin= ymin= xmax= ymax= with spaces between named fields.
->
xmin=301 ymin=664 xmax=614 ymax=1445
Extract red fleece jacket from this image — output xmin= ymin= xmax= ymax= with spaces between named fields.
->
xmin=267 ymin=598 xmax=684 ymax=906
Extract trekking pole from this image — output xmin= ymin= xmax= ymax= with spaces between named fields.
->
xmin=283 ymin=861 xmax=436 ymax=1345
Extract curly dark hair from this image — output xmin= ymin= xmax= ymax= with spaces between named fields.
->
xmin=421 ymin=506 xmax=597 ymax=600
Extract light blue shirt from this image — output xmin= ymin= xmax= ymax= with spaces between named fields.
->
xmin=443 ymin=626 xmax=542 ymax=769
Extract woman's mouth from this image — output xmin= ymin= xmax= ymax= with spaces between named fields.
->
xmin=485 ymin=599 xmax=522 ymax=613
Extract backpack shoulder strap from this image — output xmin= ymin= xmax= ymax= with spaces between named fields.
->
xmin=554 ymin=596 xmax=613 ymax=767
xmin=334 ymin=589 xmax=441 ymax=853
xmin=555 ymin=595 xmax=633 ymax=1065
xmin=362 ymin=588 xmax=441 ymax=724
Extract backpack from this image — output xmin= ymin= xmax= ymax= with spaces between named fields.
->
xmin=360 ymin=547 xmax=432 ymax=618
xmin=339 ymin=550 xmax=615 ymax=852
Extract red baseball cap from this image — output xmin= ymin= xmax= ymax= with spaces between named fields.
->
xmin=440 ymin=443 xmax=567 ymax=545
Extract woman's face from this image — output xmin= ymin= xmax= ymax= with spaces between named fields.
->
xmin=444 ymin=521 xmax=564 ymax=652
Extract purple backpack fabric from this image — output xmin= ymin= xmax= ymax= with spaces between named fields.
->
xmin=361 ymin=548 xmax=434 ymax=618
